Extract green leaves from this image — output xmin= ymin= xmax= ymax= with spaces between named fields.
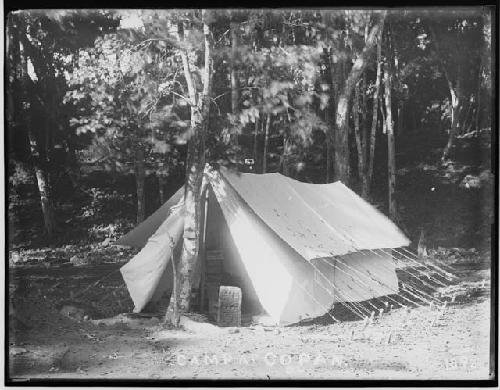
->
xmin=64 ymin=28 xmax=187 ymax=176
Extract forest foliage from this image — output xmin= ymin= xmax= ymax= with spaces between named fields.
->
xmin=7 ymin=8 xmax=494 ymax=253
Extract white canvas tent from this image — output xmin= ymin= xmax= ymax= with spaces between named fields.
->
xmin=117 ymin=165 xmax=410 ymax=325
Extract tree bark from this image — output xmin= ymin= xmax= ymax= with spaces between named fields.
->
xmin=135 ymin=147 xmax=146 ymax=224
xmin=334 ymin=11 xmax=386 ymax=184
xmin=158 ymin=174 xmax=167 ymax=205
xmin=18 ymin=33 xmax=57 ymax=240
xmin=326 ymin=139 xmax=332 ymax=182
xmin=362 ymin=70 xmax=368 ymax=131
xmin=230 ymin=21 xmax=240 ymax=147
xmin=262 ymin=114 xmax=270 ymax=173
xmin=475 ymin=66 xmax=481 ymax=132
xmin=353 ymin=81 xmax=365 ymax=190
xmin=165 ymin=238 xmax=179 ymax=326
xmin=384 ymin=47 xmax=397 ymax=221
xmin=64 ymin=137 xmax=80 ymax=190
xmin=230 ymin=22 xmax=239 ymax=115
xmin=441 ymin=79 xmax=461 ymax=162
xmin=428 ymin=25 xmax=464 ymax=162
xmin=253 ymin=116 xmax=259 ymax=167
xmin=475 ymin=11 xmax=489 ymax=132
xmin=364 ymin=32 xmax=383 ymax=199
xmin=281 ymin=135 xmax=290 ymax=176
xmin=165 ymin=12 xmax=213 ymax=322
xmin=32 ymin=143 xmax=56 ymax=240
xmin=397 ymin=101 xmax=404 ymax=136
xmin=28 ymin=130 xmax=56 ymax=239
xmin=326 ymin=48 xmax=338 ymax=184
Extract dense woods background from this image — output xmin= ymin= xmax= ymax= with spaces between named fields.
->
xmin=7 ymin=8 xmax=494 ymax=258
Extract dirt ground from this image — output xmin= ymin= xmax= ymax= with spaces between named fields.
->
xmin=7 ymin=253 xmax=493 ymax=381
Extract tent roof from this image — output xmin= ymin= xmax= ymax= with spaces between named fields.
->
xmin=116 ymin=166 xmax=409 ymax=256
xmin=216 ymin=168 xmax=409 ymax=259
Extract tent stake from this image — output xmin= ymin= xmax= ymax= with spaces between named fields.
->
xmin=361 ymin=316 xmax=369 ymax=333
xmin=385 ymin=331 xmax=392 ymax=345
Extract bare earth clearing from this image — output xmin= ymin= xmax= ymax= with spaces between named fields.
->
xmin=8 ymin=253 xmax=492 ymax=381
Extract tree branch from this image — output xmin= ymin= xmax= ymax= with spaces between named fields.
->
xmin=171 ymin=91 xmax=193 ymax=106
xmin=177 ymin=22 xmax=197 ymax=105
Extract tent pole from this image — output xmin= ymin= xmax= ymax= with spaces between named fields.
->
xmin=200 ymin=190 xmax=209 ymax=312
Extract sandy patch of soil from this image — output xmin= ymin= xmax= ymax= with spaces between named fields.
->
xmin=7 ymin=256 xmax=492 ymax=381
xmin=8 ymin=297 xmax=491 ymax=380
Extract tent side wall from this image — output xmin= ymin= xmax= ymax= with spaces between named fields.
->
xmin=311 ymin=251 xmax=399 ymax=304
xmin=119 ymin=204 xmax=184 ymax=312
xmin=116 ymin=186 xmax=184 ymax=248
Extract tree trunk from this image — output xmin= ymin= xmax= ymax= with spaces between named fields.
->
xmin=230 ymin=21 xmax=239 ymax=147
xmin=384 ymin=49 xmax=397 ymax=221
xmin=363 ymin=33 xmax=383 ymax=199
xmin=165 ymin=12 xmax=213 ymax=323
xmin=441 ymin=77 xmax=462 ymax=162
xmin=397 ymin=101 xmax=404 ymax=136
xmin=353 ymin=81 xmax=365 ymax=190
xmin=158 ymin=174 xmax=167 ymax=205
xmin=380 ymin=95 xmax=387 ymax=134
xmin=326 ymin=47 xmax=340 ymax=184
xmin=326 ymin=139 xmax=332 ymax=182
xmin=475 ymin=12 xmax=489 ymax=132
xmin=475 ymin=68 xmax=481 ymax=131
xmin=262 ymin=114 xmax=270 ymax=173
xmin=442 ymin=80 xmax=461 ymax=162
xmin=282 ymin=135 xmax=290 ymax=176
xmin=64 ymin=138 xmax=80 ymax=190
xmin=34 ymin=165 xmax=56 ymax=239
xmin=230 ymin=22 xmax=239 ymax=115
xmin=19 ymin=34 xmax=57 ymax=240
xmin=362 ymin=71 xmax=368 ymax=130
xmin=253 ymin=116 xmax=259 ymax=167
xmin=165 ymin=238 xmax=179 ymax=326
xmin=28 ymin=130 xmax=56 ymax=239
xmin=135 ymin=147 xmax=146 ymax=224
xmin=428 ymin=25 xmax=464 ymax=162
xmin=334 ymin=11 xmax=386 ymax=184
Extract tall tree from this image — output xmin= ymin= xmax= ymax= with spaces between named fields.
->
xmin=230 ymin=21 xmax=240 ymax=117
xmin=432 ymin=25 xmax=462 ymax=163
xmin=364 ymin=29 xmax=383 ymax=198
xmin=333 ymin=11 xmax=386 ymax=184
xmin=384 ymin=30 xmax=397 ymax=220
xmin=6 ymin=10 xmax=119 ymax=239
xmin=165 ymin=10 xmax=214 ymax=323
xmin=8 ymin=18 xmax=57 ymax=239
xmin=262 ymin=115 xmax=270 ymax=173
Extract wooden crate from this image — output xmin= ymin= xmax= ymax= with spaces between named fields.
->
xmin=217 ymin=286 xmax=242 ymax=327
